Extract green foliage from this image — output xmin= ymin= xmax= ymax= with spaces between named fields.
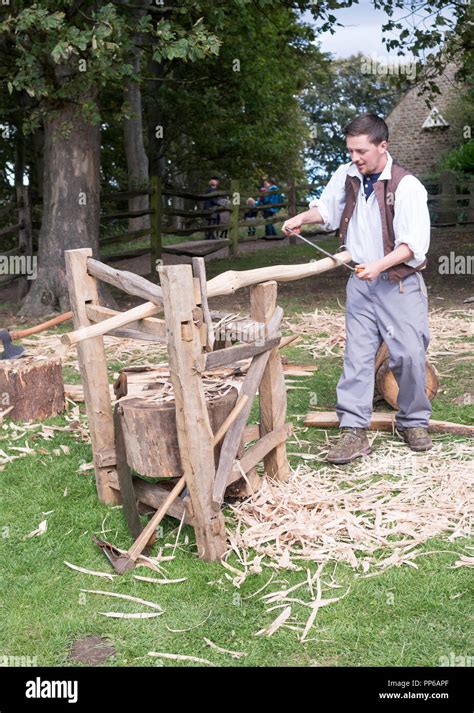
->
xmin=440 ymin=141 xmax=474 ymax=175
xmin=0 ymin=1 xmax=221 ymax=133
xmin=302 ymin=54 xmax=410 ymax=178
xmin=146 ymin=1 xmax=320 ymax=184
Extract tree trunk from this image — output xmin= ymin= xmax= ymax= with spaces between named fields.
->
xmin=30 ymin=126 xmax=45 ymax=204
xmin=146 ymin=58 xmax=168 ymax=180
xmin=20 ymin=102 xmax=101 ymax=317
xmin=123 ymin=43 xmax=150 ymax=234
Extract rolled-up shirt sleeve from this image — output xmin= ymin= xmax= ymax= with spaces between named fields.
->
xmin=308 ymin=164 xmax=348 ymax=231
xmin=393 ymin=175 xmax=430 ymax=267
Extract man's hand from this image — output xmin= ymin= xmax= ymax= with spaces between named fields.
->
xmin=282 ymin=216 xmax=303 ymax=235
xmin=355 ymin=261 xmax=384 ymax=281
xmin=283 ymin=207 xmax=325 ymax=236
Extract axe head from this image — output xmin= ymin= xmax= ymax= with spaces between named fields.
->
xmin=0 ymin=329 xmax=26 ymax=360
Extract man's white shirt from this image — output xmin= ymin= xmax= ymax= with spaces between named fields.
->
xmin=308 ymin=152 xmax=430 ymax=268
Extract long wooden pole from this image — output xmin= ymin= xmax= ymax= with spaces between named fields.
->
xmin=63 ymin=250 xmax=352 ymax=346
xmin=305 ymin=411 xmax=474 ymax=437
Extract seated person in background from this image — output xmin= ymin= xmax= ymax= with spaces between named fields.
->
xmin=244 ymin=197 xmax=258 ymax=236
xmin=204 ymin=176 xmax=221 ymax=240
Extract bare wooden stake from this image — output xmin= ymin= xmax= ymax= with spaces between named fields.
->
xmin=250 ymin=281 xmax=290 ymax=482
xmin=65 ymin=248 xmax=120 ymax=505
xmin=160 ymin=264 xmax=227 ymax=562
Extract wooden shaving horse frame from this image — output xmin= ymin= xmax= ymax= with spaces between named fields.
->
xmin=64 ymin=248 xmax=351 ymax=561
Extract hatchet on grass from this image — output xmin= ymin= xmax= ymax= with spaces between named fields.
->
xmin=0 ymin=311 xmax=73 ymax=359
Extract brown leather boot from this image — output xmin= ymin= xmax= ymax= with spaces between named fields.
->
xmin=326 ymin=427 xmax=372 ymax=465
xmin=396 ymin=426 xmax=433 ymax=452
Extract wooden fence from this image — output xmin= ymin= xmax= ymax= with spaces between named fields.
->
xmin=1 ymin=169 xmax=472 ymax=292
xmin=0 ymin=186 xmax=33 ymax=297
xmin=424 ymin=170 xmax=474 ymax=227
xmin=99 ymin=177 xmax=325 ymax=274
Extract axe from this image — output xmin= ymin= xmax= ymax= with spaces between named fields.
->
xmin=0 ymin=311 xmax=73 ymax=360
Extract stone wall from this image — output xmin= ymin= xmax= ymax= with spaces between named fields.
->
xmin=386 ymin=64 xmax=462 ymax=177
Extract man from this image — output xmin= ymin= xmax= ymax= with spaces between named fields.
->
xmin=283 ymin=113 xmax=432 ymax=464
xmin=204 ymin=176 xmax=221 ymax=240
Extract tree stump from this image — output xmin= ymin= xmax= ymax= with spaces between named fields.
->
xmin=118 ymin=386 xmax=244 ymax=479
xmin=0 ymin=357 xmax=65 ymax=421
xmin=375 ymin=344 xmax=439 ymax=410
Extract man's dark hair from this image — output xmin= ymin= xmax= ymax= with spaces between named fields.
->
xmin=210 ymin=175 xmax=220 ymax=181
xmin=344 ymin=113 xmax=389 ymax=144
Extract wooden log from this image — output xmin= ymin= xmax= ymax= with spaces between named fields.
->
xmin=374 ymin=343 xmax=439 ymax=409
xmin=200 ymin=333 xmax=281 ymax=371
xmin=250 ymin=281 xmax=290 ymax=482
xmin=206 ymin=251 xmax=352 ymax=297
xmin=85 ymin=304 xmax=167 ymax=342
xmin=117 ymin=388 xmax=240 ymax=478
xmin=62 ymin=301 xmax=161 ymax=346
xmin=212 ymin=303 xmax=284 ymax=510
xmin=0 ymin=357 xmax=64 ymax=421
xmin=244 ymin=424 xmax=260 ymax=442
xmin=64 ymin=383 xmax=115 ymax=402
xmin=86 ymin=257 xmax=163 ymax=304
xmin=159 ymin=264 xmax=227 ymax=561
xmin=64 ymin=248 xmax=120 ymax=505
xmin=304 ymin=411 xmax=474 ymax=436
xmin=127 ymin=476 xmax=186 ymax=563
xmin=212 ymin=395 xmax=249 ymax=447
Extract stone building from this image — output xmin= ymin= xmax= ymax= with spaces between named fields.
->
xmin=386 ymin=64 xmax=462 ymax=177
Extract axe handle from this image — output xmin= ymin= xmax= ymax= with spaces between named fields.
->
xmin=10 ymin=311 xmax=73 ymax=340
xmin=128 ymin=475 xmax=186 ymax=562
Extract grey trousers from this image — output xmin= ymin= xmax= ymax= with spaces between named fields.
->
xmin=336 ymin=271 xmax=431 ymax=429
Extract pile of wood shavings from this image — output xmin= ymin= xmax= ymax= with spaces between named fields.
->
xmin=120 ymin=374 xmax=242 ymax=404
xmin=21 ymin=333 xmax=169 ymax=370
xmin=284 ymin=307 xmax=473 ymax=361
xmin=227 ymin=439 xmax=473 ymax=574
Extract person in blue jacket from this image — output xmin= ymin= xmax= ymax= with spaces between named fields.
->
xmin=258 ymin=178 xmax=282 ymax=237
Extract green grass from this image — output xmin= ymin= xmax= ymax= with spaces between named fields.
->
xmin=1 ymin=356 xmax=471 ymax=667
xmin=0 ymin=429 xmax=471 ymax=667
xmin=0 ymin=243 xmax=473 ymax=668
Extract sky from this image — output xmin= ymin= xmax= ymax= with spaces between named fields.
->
xmin=303 ymin=0 xmax=453 ymax=60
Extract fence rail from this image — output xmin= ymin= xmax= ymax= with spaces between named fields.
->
xmin=2 ymin=170 xmax=471 ymax=292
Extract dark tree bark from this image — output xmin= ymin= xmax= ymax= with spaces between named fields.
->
xmin=146 ymin=58 xmax=167 ymax=180
xmin=123 ymin=44 xmax=150 ymax=234
xmin=30 ymin=127 xmax=45 ymax=203
xmin=20 ymin=99 xmax=102 ymax=317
